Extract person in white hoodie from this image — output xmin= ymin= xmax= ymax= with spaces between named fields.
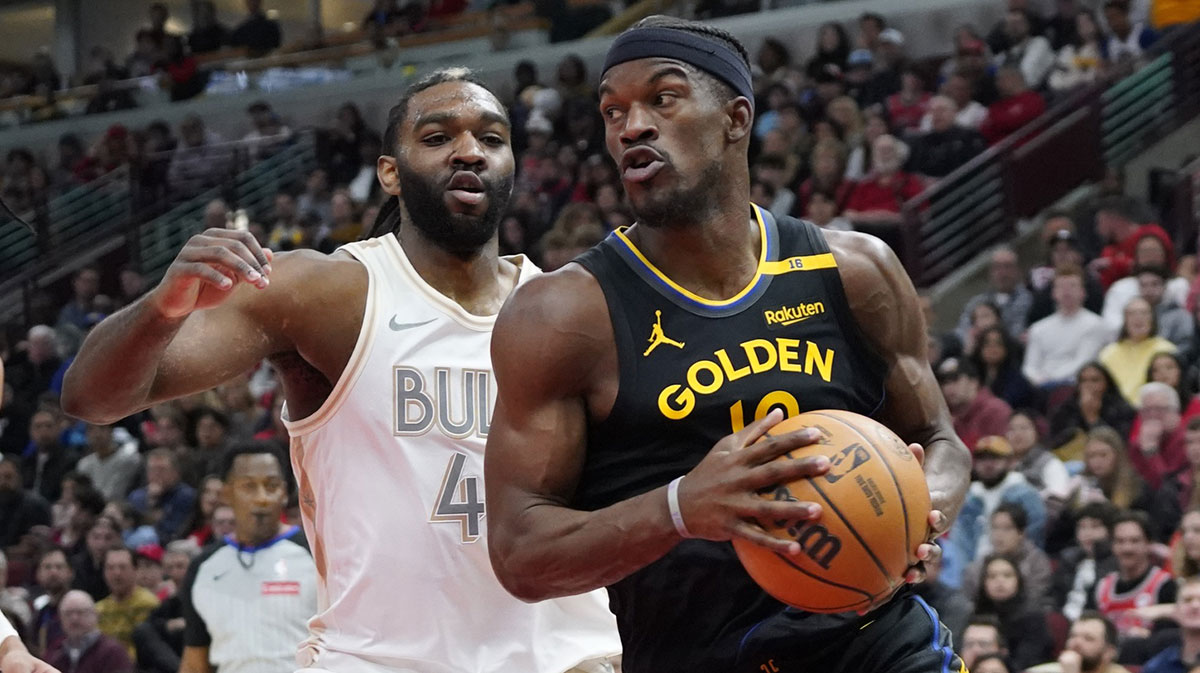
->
xmin=1024 ymin=265 xmax=1112 ymax=387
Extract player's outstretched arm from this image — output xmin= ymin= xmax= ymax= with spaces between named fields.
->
xmin=0 ymin=615 xmax=61 ymax=673
xmin=63 ymin=230 xmax=349 ymax=423
xmin=485 ymin=268 xmax=830 ymax=601
xmin=828 ymin=231 xmax=972 ymax=540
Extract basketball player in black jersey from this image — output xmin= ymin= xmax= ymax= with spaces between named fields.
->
xmin=485 ymin=16 xmax=971 ymax=673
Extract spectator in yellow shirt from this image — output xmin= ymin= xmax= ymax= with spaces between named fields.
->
xmin=95 ymin=547 xmax=159 ymax=658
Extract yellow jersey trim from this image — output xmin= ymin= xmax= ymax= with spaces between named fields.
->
xmin=611 ymin=204 xmax=770 ymax=308
xmin=761 ymin=252 xmax=838 ymax=275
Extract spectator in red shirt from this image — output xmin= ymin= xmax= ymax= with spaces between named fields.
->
xmin=886 ymin=68 xmax=932 ymax=136
xmin=980 ymin=65 xmax=1047 ymax=145
xmin=1091 ymin=195 xmax=1173 ymax=288
xmin=1128 ymin=381 xmax=1188 ymax=490
xmin=938 ymin=357 xmax=1014 ymax=450
xmin=843 ymin=134 xmax=924 ymax=225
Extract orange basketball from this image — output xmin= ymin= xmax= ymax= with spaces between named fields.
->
xmin=732 ymin=409 xmax=931 ymax=613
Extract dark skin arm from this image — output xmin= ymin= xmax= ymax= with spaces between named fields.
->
xmin=486 ymin=230 xmax=969 ymax=603
xmin=486 ymin=265 xmax=833 ymax=602
xmin=62 ymin=229 xmax=365 ymax=424
xmin=826 ymin=229 xmax=971 ymax=536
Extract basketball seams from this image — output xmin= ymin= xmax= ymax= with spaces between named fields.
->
xmin=806 ymin=477 xmax=894 ymax=587
xmin=807 ymin=411 xmax=914 ymax=572
xmin=769 ymin=549 xmax=875 ymax=609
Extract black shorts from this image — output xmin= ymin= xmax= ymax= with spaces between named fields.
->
xmin=735 ymin=595 xmax=966 ymax=673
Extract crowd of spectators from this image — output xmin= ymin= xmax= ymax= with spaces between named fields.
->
xmin=0 ymin=2 xmax=1199 ymax=673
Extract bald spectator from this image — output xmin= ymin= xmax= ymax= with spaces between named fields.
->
xmin=76 ymin=424 xmax=140 ymax=502
xmin=907 ymin=96 xmax=987 ymax=178
xmin=96 ymin=548 xmax=159 ymax=659
xmin=938 ymin=359 xmax=1014 ymax=450
xmin=6 ymin=325 xmax=61 ymax=412
xmin=958 ymin=246 xmax=1035 ymax=340
xmin=0 ymin=456 xmax=50 ymax=549
xmin=46 ymin=590 xmax=133 ymax=673
xmin=167 ymin=116 xmax=232 ymax=202
xmin=128 ymin=450 xmax=196 ymax=543
xmin=980 ymin=66 xmax=1047 ymax=145
xmin=843 ymin=134 xmax=924 ymax=225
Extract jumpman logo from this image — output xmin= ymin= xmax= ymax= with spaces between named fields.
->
xmin=644 ymin=310 xmax=685 ymax=357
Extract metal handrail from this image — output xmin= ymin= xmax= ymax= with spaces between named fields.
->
xmin=899 ymin=20 xmax=1200 ymax=288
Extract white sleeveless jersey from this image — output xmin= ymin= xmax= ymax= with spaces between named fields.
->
xmin=283 ymin=234 xmax=620 ymax=673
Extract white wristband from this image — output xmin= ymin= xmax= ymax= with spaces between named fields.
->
xmin=0 ymin=610 xmax=17 ymax=643
xmin=667 ymin=476 xmax=695 ymax=539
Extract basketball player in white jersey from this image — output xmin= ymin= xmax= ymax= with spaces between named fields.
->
xmin=62 ymin=69 xmax=620 ymax=673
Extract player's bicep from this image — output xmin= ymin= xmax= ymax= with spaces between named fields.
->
xmin=833 ymin=232 xmax=948 ymax=442
xmin=148 ymin=298 xmax=275 ymax=403
xmin=486 ymin=314 xmax=590 ymax=509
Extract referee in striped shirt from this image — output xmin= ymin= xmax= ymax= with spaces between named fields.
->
xmin=179 ymin=442 xmax=317 ymax=673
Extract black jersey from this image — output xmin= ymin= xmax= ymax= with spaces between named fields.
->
xmin=573 ymin=205 xmax=891 ymax=673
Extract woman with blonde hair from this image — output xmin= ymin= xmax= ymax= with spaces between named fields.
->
xmin=1074 ymin=426 xmax=1152 ymax=511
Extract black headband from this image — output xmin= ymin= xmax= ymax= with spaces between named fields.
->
xmin=602 ymin=27 xmax=754 ymax=109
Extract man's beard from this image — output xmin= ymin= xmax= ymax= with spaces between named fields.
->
xmin=977 ymin=470 xmax=1008 ymax=489
xmin=395 ymin=161 xmax=513 ymax=257
xmin=631 ymin=158 xmax=722 ymax=230
xmin=1079 ymin=652 xmax=1103 ymax=672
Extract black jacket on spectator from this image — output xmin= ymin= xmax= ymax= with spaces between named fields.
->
xmin=976 ymin=596 xmax=1054 ymax=671
xmin=133 ymin=595 xmax=184 ymax=673
xmin=70 ymin=552 xmax=109 ymax=602
xmin=1049 ymin=542 xmax=1117 ymax=614
xmin=0 ymin=403 xmax=30 ymax=457
xmin=5 ymin=352 xmax=62 ymax=415
xmin=1048 ymin=395 xmax=1135 ymax=449
xmin=230 ymin=13 xmax=281 ymax=57
xmin=188 ymin=24 xmax=229 ymax=54
xmin=21 ymin=444 xmax=79 ymax=502
xmin=906 ymin=126 xmax=987 ymax=178
xmin=0 ymin=489 xmax=50 ymax=547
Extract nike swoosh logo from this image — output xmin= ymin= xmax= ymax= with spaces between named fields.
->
xmin=389 ymin=316 xmax=437 ymax=331
xmin=213 ymin=571 xmax=230 ymax=581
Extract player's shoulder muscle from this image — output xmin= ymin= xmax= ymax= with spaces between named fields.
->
xmin=493 ymin=262 xmax=610 ymax=398
xmin=822 ymin=229 xmax=924 ymax=357
xmin=242 ymin=248 xmax=367 ymax=330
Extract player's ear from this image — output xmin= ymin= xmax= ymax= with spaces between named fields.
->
xmin=725 ymin=96 xmax=753 ymax=144
xmin=377 ymin=155 xmax=402 ymax=197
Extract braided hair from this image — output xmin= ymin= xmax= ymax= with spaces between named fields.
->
xmin=361 ymin=67 xmax=505 ymax=241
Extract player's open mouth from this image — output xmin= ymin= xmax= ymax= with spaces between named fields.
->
xmin=621 ymin=147 xmax=666 ymax=184
xmin=447 ymin=171 xmax=486 ymax=205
